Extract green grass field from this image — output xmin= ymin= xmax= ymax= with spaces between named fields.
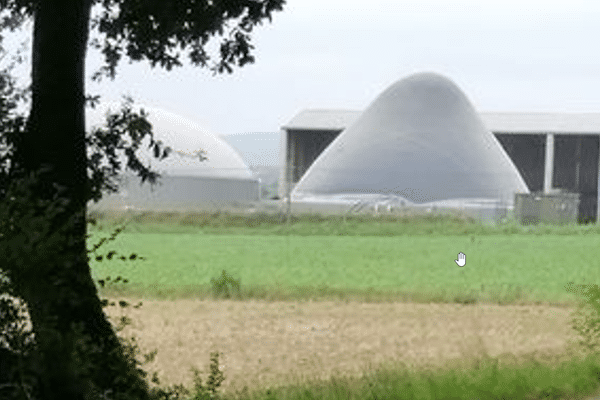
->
xmin=86 ymin=210 xmax=600 ymax=400
xmin=88 ymin=210 xmax=600 ymax=306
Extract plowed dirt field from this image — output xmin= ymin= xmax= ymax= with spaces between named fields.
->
xmin=105 ymin=299 xmax=600 ymax=398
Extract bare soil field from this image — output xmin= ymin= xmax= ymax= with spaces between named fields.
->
xmin=105 ymin=298 xmax=598 ymax=397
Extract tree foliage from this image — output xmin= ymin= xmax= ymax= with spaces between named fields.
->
xmin=91 ymin=0 xmax=285 ymax=78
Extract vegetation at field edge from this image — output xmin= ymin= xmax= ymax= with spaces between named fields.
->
xmin=88 ymin=209 xmax=600 ymax=237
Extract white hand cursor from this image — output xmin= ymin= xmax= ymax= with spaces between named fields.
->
xmin=455 ymin=252 xmax=466 ymax=267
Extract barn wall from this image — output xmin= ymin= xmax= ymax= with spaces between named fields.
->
xmin=289 ymin=129 xmax=340 ymax=182
xmin=494 ymin=133 xmax=546 ymax=192
xmin=278 ymin=129 xmax=341 ymax=198
xmin=491 ymin=133 xmax=599 ymax=223
xmin=553 ymin=135 xmax=599 ymax=223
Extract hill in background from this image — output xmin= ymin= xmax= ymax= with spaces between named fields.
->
xmin=221 ymin=132 xmax=282 ymax=199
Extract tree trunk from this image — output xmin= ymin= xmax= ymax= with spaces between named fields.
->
xmin=12 ymin=1 xmax=150 ymax=399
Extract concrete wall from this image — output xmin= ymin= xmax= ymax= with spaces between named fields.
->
xmin=89 ymin=173 xmax=260 ymax=212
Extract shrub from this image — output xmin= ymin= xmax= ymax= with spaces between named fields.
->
xmin=210 ymin=270 xmax=241 ymax=300
xmin=149 ymin=352 xmax=225 ymax=400
xmin=565 ymin=282 xmax=600 ymax=355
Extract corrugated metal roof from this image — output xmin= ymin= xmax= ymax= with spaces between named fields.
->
xmin=480 ymin=112 xmax=600 ymax=134
xmin=281 ymin=109 xmax=361 ymax=131
xmin=283 ymin=109 xmax=600 ymax=135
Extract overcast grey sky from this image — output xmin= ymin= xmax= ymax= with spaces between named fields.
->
xmin=6 ymin=1 xmax=600 ymax=136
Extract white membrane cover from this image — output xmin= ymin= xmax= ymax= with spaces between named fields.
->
xmin=86 ymin=103 xmax=258 ymax=210
xmin=86 ymin=103 xmax=253 ymax=180
xmin=292 ymin=72 xmax=529 ymax=205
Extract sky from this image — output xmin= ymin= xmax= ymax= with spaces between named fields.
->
xmin=4 ymin=0 xmax=600 ymax=138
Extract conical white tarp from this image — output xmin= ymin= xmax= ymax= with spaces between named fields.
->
xmin=292 ymin=72 xmax=529 ymax=205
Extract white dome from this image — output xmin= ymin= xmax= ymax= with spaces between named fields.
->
xmin=86 ymin=103 xmax=252 ymax=180
xmin=292 ymin=72 xmax=529 ymax=205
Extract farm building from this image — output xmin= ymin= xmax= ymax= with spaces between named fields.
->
xmin=86 ymin=104 xmax=260 ymax=212
xmin=278 ymin=72 xmax=600 ymax=223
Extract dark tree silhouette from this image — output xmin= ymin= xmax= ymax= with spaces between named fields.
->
xmin=0 ymin=1 xmax=285 ymax=399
